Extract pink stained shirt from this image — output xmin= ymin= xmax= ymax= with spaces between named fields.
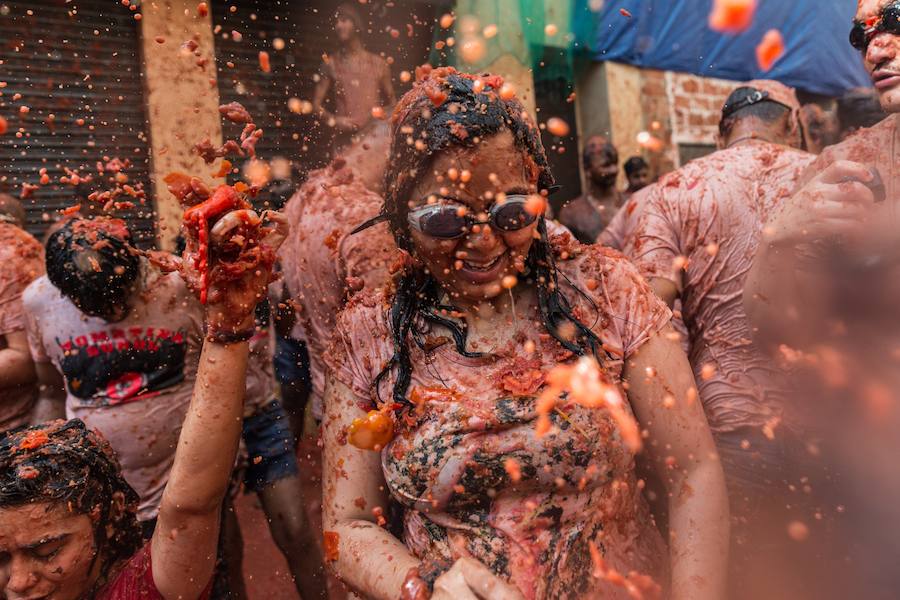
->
xmin=597 ymin=186 xmax=653 ymax=250
xmin=279 ymin=159 xmax=395 ymax=417
xmin=599 ymin=188 xmax=692 ymax=357
xmin=0 ymin=223 xmax=44 ymax=431
xmin=326 ymin=237 xmax=672 ymax=599
xmin=23 ymin=266 xmax=204 ymax=521
xmin=623 ymin=142 xmax=815 ymax=434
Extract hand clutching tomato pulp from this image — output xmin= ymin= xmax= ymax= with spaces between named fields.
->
xmin=163 ymin=176 xmax=288 ymax=336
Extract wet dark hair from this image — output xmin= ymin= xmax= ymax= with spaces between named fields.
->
xmin=624 ymin=156 xmax=649 ymax=177
xmin=719 ymin=86 xmax=791 ymax=138
xmin=45 ymin=218 xmax=140 ymax=320
xmin=837 ymin=89 xmax=886 ymax=136
xmin=582 ymin=137 xmax=617 ymax=169
xmin=369 ymin=67 xmax=604 ymax=407
xmin=0 ymin=420 xmax=142 ymax=580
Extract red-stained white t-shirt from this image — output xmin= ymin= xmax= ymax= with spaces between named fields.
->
xmin=23 ymin=262 xmax=275 ymax=520
xmin=23 ymin=266 xmax=204 ymax=521
xmin=0 ymin=223 xmax=44 ymax=432
xmin=623 ymin=142 xmax=815 ymax=434
xmin=279 ymin=159 xmax=395 ymax=417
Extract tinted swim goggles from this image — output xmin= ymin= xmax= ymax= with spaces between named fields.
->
xmin=850 ymin=1 xmax=900 ymax=51
xmin=407 ymin=195 xmax=538 ymax=239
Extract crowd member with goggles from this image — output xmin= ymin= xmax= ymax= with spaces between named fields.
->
xmin=850 ymin=0 xmax=900 ymax=52
xmin=322 ymin=66 xmax=728 ymax=600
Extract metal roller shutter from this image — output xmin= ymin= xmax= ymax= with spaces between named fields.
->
xmin=212 ymin=0 xmax=445 ymax=206
xmin=212 ymin=0 xmax=319 ymax=209
xmin=0 ymin=0 xmax=155 ymax=246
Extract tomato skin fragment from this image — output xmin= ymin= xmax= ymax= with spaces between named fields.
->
xmin=18 ymin=430 xmax=49 ymax=451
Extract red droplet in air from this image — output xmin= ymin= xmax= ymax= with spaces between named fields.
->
xmin=258 ymin=51 xmax=271 ymax=73
xmin=197 ymin=2 xmax=209 ymax=17
xmin=0 ymin=116 xmax=7 ymax=135
xmin=756 ymin=29 xmax=785 ymax=72
xmin=619 ymin=8 xmax=633 ymax=18
xmin=708 ymin=0 xmax=757 ymax=34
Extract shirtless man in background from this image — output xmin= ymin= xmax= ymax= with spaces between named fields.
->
xmin=313 ymin=3 xmax=396 ymax=148
xmin=557 ymin=135 xmax=624 ymax=243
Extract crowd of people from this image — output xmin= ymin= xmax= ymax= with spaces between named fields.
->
xmin=0 ymin=1 xmax=897 ymax=599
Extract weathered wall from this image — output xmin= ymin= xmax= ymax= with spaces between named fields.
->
xmin=605 ymin=62 xmax=643 ymax=187
xmin=577 ymin=63 xmax=738 ymax=182
xmin=668 ymin=72 xmax=735 ymax=147
xmin=140 ymin=0 xmax=222 ymax=251
xmin=639 ymin=69 xmax=676 ymax=176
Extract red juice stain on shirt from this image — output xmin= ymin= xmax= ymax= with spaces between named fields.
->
xmin=197 ymin=213 xmax=209 ymax=304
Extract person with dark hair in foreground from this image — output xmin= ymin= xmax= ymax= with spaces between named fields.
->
xmin=0 ymin=195 xmax=45 ymax=432
xmin=557 ymin=135 xmax=624 ymax=242
xmin=322 ymin=66 xmax=728 ymax=600
xmin=0 ymin=206 xmax=284 ymax=598
xmin=621 ymin=80 xmax=814 ymax=599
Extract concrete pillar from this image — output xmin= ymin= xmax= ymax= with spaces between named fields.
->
xmin=453 ymin=0 xmax=537 ymax=118
xmin=604 ymin=62 xmax=643 ymax=188
xmin=139 ymin=0 xmax=222 ymax=251
xmin=575 ymin=61 xmax=644 ymax=189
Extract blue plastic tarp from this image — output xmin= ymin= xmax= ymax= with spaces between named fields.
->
xmin=574 ymin=0 xmax=871 ymax=96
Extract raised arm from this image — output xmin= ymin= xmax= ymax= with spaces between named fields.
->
xmin=151 ymin=332 xmax=248 ymax=599
xmin=322 ymin=377 xmax=420 ymax=599
xmin=624 ymin=326 xmax=729 ymax=600
xmin=151 ymin=211 xmax=287 ymax=599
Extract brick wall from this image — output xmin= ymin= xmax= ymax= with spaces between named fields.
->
xmin=639 ymin=69 xmax=676 ymax=175
xmin=668 ymin=72 xmax=736 ymax=147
